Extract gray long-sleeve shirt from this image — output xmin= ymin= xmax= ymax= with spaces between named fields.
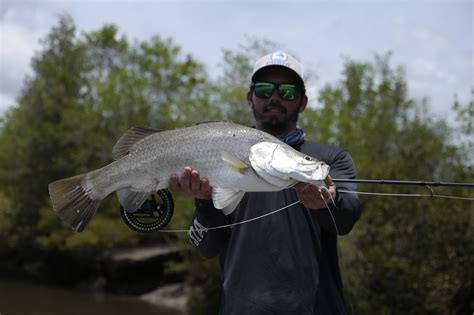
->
xmin=188 ymin=141 xmax=362 ymax=315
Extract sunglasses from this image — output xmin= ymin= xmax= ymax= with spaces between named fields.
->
xmin=250 ymin=82 xmax=303 ymax=101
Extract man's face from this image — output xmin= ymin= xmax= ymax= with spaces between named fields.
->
xmin=247 ymin=67 xmax=307 ymax=135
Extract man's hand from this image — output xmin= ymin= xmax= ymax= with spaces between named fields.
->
xmin=169 ymin=166 xmax=213 ymax=200
xmin=294 ymin=175 xmax=336 ymax=209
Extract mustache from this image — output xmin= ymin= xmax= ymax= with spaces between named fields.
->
xmin=263 ymin=103 xmax=287 ymax=113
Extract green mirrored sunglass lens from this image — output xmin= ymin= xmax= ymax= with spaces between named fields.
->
xmin=255 ymin=84 xmax=274 ymax=97
xmin=253 ymin=83 xmax=299 ymax=100
xmin=279 ymin=88 xmax=296 ymax=100
xmin=279 ymin=85 xmax=297 ymax=100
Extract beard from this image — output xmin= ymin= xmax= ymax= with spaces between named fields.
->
xmin=251 ymin=100 xmax=302 ymax=133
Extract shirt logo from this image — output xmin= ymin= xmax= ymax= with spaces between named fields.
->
xmin=188 ymin=218 xmax=208 ymax=247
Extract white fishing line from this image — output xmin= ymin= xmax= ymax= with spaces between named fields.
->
xmin=320 ymin=186 xmax=340 ymax=236
xmin=339 ymin=190 xmax=474 ymax=201
xmin=157 ymin=190 xmax=473 ymax=233
xmin=157 ymin=200 xmax=301 ymax=233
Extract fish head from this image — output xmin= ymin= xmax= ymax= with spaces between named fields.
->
xmin=249 ymin=141 xmax=330 ymax=187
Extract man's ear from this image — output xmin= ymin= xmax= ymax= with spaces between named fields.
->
xmin=247 ymin=91 xmax=253 ymax=106
xmin=299 ymin=95 xmax=308 ymax=113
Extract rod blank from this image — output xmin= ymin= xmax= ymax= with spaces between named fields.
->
xmin=332 ymin=179 xmax=474 ymax=188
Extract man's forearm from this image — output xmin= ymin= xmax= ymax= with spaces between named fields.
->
xmin=189 ymin=198 xmax=230 ymax=258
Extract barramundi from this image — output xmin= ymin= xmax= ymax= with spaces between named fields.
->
xmin=48 ymin=122 xmax=330 ymax=232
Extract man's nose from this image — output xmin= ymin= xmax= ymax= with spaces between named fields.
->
xmin=268 ymin=88 xmax=281 ymax=101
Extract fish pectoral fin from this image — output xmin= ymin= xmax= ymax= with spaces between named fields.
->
xmin=212 ymin=187 xmax=245 ymax=215
xmin=222 ymin=151 xmax=250 ymax=174
xmin=112 ymin=126 xmax=165 ymax=160
xmin=117 ymin=188 xmax=151 ymax=213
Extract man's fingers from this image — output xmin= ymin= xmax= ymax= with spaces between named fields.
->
xmin=201 ymin=178 xmax=211 ymax=193
xmin=179 ymin=167 xmax=192 ymax=193
xmin=169 ymin=174 xmax=180 ymax=192
xmin=321 ymin=188 xmax=332 ymax=202
xmin=325 ymin=174 xmax=334 ymax=187
xmin=168 ymin=167 xmax=212 ymax=199
xmin=190 ymin=170 xmax=202 ymax=194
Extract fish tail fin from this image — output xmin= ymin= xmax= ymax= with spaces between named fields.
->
xmin=48 ymin=173 xmax=101 ymax=232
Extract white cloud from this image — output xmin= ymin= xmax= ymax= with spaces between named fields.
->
xmin=0 ymin=1 xmax=58 ymax=113
xmin=0 ymin=93 xmax=15 ymax=117
xmin=388 ymin=3 xmax=472 ymax=118
xmin=0 ymin=1 xmax=471 ymax=125
xmin=0 ymin=22 xmax=39 ymax=87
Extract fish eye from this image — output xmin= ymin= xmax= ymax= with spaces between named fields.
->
xmin=304 ymin=156 xmax=312 ymax=161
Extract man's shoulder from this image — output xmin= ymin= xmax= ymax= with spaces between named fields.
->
xmin=301 ymin=141 xmax=349 ymax=164
xmin=301 ymin=141 xmax=347 ymax=155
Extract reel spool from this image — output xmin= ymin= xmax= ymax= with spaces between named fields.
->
xmin=120 ymin=189 xmax=174 ymax=233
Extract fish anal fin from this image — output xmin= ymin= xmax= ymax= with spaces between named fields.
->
xmin=212 ymin=187 xmax=245 ymax=215
xmin=112 ymin=126 xmax=165 ymax=160
xmin=222 ymin=151 xmax=249 ymax=174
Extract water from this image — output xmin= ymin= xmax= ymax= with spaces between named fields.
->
xmin=0 ymin=279 xmax=182 ymax=315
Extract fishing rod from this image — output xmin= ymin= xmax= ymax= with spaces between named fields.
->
xmin=333 ymin=179 xmax=474 ymax=188
xmin=122 ymin=180 xmax=473 ymax=233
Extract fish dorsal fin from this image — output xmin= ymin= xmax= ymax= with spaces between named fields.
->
xmin=222 ymin=151 xmax=249 ymax=174
xmin=212 ymin=187 xmax=245 ymax=215
xmin=112 ymin=126 xmax=164 ymax=160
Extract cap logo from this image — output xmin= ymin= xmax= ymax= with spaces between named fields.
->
xmin=271 ymin=52 xmax=288 ymax=61
xmin=266 ymin=51 xmax=291 ymax=68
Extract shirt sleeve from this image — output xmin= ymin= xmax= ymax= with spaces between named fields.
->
xmin=313 ymin=149 xmax=362 ymax=235
xmin=188 ymin=198 xmax=231 ymax=258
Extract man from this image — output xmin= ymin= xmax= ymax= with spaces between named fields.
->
xmin=169 ymin=51 xmax=362 ymax=314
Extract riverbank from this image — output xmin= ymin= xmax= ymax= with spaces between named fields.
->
xmin=0 ymin=244 xmax=191 ymax=313
xmin=1 ymin=278 xmax=184 ymax=315
xmin=108 ymin=245 xmax=191 ymax=313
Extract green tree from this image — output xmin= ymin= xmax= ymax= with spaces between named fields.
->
xmin=453 ymin=88 xmax=473 ymax=168
xmin=0 ymin=16 xmax=217 ymax=251
xmin=313 ymin=53 xmax=473 ymax=314
xmin=0 ymin=16 xmax=90 ymax=247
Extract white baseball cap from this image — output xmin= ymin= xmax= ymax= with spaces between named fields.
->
xmin=251 ymin=51 xmax=304 ymax=85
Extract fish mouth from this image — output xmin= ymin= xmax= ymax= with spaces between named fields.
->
xmin=309 ymin=163 xmax=330 ymax=182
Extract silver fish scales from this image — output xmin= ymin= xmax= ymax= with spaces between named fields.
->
xmin=48 ymin=122 xmax=329 ymax=232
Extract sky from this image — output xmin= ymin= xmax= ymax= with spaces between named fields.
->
xmin=0 ymin=0 xmax=472 ymax=124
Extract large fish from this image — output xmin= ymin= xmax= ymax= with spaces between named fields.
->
xmin=48 ymin=122 xmax=330 ymax=232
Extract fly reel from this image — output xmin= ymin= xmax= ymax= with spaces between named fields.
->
xmin=120 ymin=189 xmax=174 ymax=233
